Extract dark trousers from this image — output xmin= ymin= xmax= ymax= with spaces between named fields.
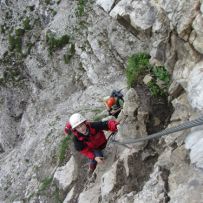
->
xmin=89 ymin=150 xmax=104 ymax=171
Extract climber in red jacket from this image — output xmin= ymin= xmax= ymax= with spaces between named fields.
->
xmin=64 ymin=113 xmax=119 ymax=174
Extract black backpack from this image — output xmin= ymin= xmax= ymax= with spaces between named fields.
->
xmin=110 ymin=89 xmax=124 ymax=102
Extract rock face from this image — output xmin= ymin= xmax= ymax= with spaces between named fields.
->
xmin=187 ymin=61 xmax=203 ymax=110
xmin=185 ymin=127 xmax=203 ymax=169
xmin=0 ymin=0 xmax=203 ymax=202
xmin=53 ymin=156 xmax=77 ymax=191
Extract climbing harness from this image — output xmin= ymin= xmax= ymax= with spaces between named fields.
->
xmin=110 ymin=115 xmax=203 ymax=146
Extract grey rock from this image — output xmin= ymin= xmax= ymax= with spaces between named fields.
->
xmin=192 ymin=14 xmax=203 ymax=54
xmin=187 ymin=60 xmax=203 ymax=110
xmin=53 ymin=156 xmax=78 ymax=191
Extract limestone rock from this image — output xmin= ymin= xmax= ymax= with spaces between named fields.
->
xmin=63 ymin=187 xmax=75 ymax=203
xmin=100 ymin=160 xmax=118 ymax=198
xmin=168 ymin=81 xmax=183 ymax=99
xmin=185 ymin=127 xmax=203 ymax=169
xmin=192 ymin=14 xmax=203 ymax=54
xmin=78 ymin=185 xmax=100 ymax=203
xmin=122 ymin=88 xmax=139 ymax=117
xmin=53 ymin=156 xmax=78 ymax=191
xmin=187 ymin=61 xmax=203 ymax=110
xmin=132 ymin=166 xmax=169 ymax=203
xmin=168 ymin=146 xmax=203 ymax=203
xmin=143 ymin=74 xmax=153 ymax=85
xmin=96 ymin=0 xmax=115 ymax=12
xmin=110 ymin=0 xmax=156 ymax=40
xmin=159 ymin=0 xmax=199 ymax=40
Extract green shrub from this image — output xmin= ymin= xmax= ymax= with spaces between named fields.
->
xmin=152 ymin=66 xmax=170 ymax=88
xmin=23 ymin=17 xmax=32 ymax=30
xmin=126 ymin=53 xmax=171 ymax=96
xmin=126 ymin=53 xmax=151 ymax=87
xmin=0 ymin=25 xmax=6 ymax=34
xmin=8 ymin=35 xmax=22 ymax=52
xmin=76 ymin=0 xmax=85 ymax=16
xmin=46 ymin=33 xmax=70 ymax=55
xmin=147 ymin=80 xmax=164 ymax=97
xmin=45 ymin=0 xmax=51 ymax=4
xmin=58 ymin=136 xmax=71 ymax=164
xmin=15 ymin=28 xmax=25 ymax=36
xmin=38 ymin=177 xmax=53 ymax=192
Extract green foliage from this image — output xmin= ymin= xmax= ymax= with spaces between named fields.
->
xmin=46 ymin=33 xmax=70 ymax=55
xmin=58 ymin=136 xmax=71 ymax=164
xmin=152 ymin=66 xmax=170 ymax=87
xmin=28 ymin=177 xmax=63 ymax=202
xmin=147 ymin=81 xmax=164 ymax=97
xmin=0 ymin=24 xmax=6 ymax=34
xmin=15 ymin=28 xmax=25 ymax=36
xmin=126 ymin=53 xmax=151 ymax=87
xmin=125 ymin=53 xmax=171 ymax=97
xmin=45 ymin=0 xmax=51 ymax=4
xmin=52 ymin=185 xmax=63 ymax=203
xmin=38 ymin=177 xmax=53 ymax=192
xmin=76 ymin=0 xmax=86 ymax=16
xmin=8 ymin=35 xmax=22 ymax=52
xmin=23 ymin=17 xmax=32 ymax=30
xmin=64 ymin=43 xmax=75 ymax=64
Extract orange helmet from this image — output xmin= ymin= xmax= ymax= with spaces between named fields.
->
xmin=106 ymin=97 xmax=116 ymax=108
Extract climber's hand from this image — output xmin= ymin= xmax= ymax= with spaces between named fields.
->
xmin=95 ymin=157 xmax=104 ymax=164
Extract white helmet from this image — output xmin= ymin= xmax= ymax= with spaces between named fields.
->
xmin=69 ymin=113 xmax=86 ymax=129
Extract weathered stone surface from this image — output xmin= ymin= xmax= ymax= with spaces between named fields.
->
xmin=187 ymin=61 xmax=203 ymax=110
xmin=110 ymin=0 xmax=156 ymax=40
xmin=1 ymin=0 xmax=203 ymax=202
xmin=168 ymin=146 xmax=203 ymax=203
xmin=143 ymin=74 xmax=153 ymax=85
xmin=168 ymin=80 xmax=183 ymax=99
xmin=47 ymin=1 xmax=77 ymax=36
xmin=78 ymin=185 xmax=100 ymax=203
xmin=159 ymin=0 xmax=199 ymax=40
xmin=122 ymin=88 xmax=139 ymax=117
xmin=96 ymin=0 xmax=115 ymax=12
xmin=192 ymin=14 xmax=203 ymax=54
xmin=172 ymin=41 xmax=200 ymax=90
xmin=185 ymin=127 xmax=203 ymax=169
xmin=63 ymin=187 xmax=75 ymax=203
xmin=132 ymin=166 xmax=169 ymax=203
xmin=100 ymin=160 xmax=118 ymax=198
xmin=53 ymin=156 xmax=77 ymax=191
xmin=165 ymin=93 xmax=192 ymax=146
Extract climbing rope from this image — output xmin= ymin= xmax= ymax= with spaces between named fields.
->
xmin=110 ymin=115 xmax=203 ymax=146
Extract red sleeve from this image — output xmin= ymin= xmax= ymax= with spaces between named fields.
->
xmin=80 ymin=147 xmax=95 ymax=160
xmin=107 ymin=120 xmax=119 ymax=132
xmin=64 ymin=122 xmax=72 ymax=134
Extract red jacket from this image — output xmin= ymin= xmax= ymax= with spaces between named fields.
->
xmin=64 ymin=120 xmax=118 ymax=160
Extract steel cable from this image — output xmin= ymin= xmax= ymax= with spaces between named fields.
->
xmin=110 ymin=115 xmax=203 ymax=145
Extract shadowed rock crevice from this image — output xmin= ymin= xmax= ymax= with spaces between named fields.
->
xmin=134 ymin=83 xmax=174 ymax=134
xmin=127 ymin=151 xmax=158 ymax=193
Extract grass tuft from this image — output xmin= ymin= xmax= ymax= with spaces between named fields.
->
xmin=58 ymin=136 xmax=71 ymax=164
xmin=126 ymin=53 xmax=151 ymax=87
